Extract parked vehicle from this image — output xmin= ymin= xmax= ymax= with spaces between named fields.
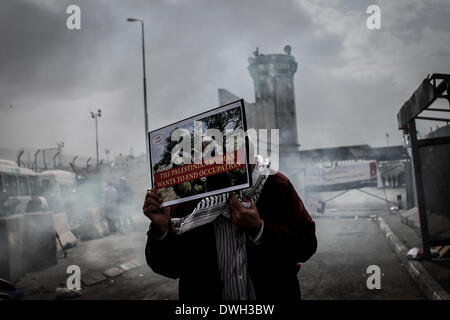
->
xmin=0 ymin=159 xmax=39 ymax=215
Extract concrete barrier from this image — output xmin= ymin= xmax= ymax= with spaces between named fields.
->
xmin=23 ymin=212 xmax=57 ymax=273
xmin=73 ymin=208 xmax=109 ymax=240
xmin=53 ymin=212 xmax=78 ymax=249
xmin=0 ymin=212 xmax=57 ymax=282
xmin=0 ymin=214 xmax=25 ymax=282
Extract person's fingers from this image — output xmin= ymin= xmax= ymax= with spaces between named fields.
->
xmin=147 ymin=188 xmax=162 ymax=200
xmin=146 ymin=189 xmax=162 ymax=203
xmin=242 ymin=196 xmax=253 ymax=205
xmin=231 ymin=209 xmax=238 ymax=224
xmin=143 ymin=205 xmax=158 ymax=217
xmin=145 ymin=197 xmax=163 ymax=210
xmin=239 ymin=208 xmax=254 ymax=217
xmin=229 ymin=194 xmax=245 ymax=211
xmin=147 ymin=212 xmax=158 ymax=220
xmin=231 ymin=206 xmax=241 ymax=220
xmin=143 ymin=210 xmax=151 ymax=219
xmin=161 ymin=206 xmax=171 ymax=216
xmin=228 ymin=195 xmax=236 ymax=210
xmin=154 ymin=189 xmax=164 ymax=202
xmin=146 ymin=188 xmax=158 ymax=197
xmin=228 ymin=193 xmax=236 ymax=205
xmin=241 ymin=196 xmax=255 ymax=210
xmin=143 ymin=202 xmax=164 ymax=215
xmin=142 ymin=208 xmax=151 ymax=219
xmin=143 ymin=195 xmax=162 ymax=211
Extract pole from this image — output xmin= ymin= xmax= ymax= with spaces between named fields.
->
xmin=58 ymin=142 xmax=64 ymax=168
xmin=141 ymin=21 xmax=151 ymax=186
xmin=409 ymin=120 xmax=431 ymax=259
xmin=43 ymin=149 xmax=47 ymax=170
xmin=53 ymin=152 xmax=59 ymax=169
xmin=34 ymin=149 xmax=41 ymax=172
xmin=95 ymin=114 xmax=99 ymax=167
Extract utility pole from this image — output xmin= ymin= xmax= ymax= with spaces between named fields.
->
xmin=57 ymin=142 xmax=64 ymax=167
xmin=127 ymin=17 xmax=151 ymax=185
xmin=90 ymin=109 xmax=102 ymax=167
xmin=34 ymin=149 xmax=41 ymax=172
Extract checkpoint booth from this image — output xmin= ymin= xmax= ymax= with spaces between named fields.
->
xmin=397 ymin=73 xmax=450 ymax=259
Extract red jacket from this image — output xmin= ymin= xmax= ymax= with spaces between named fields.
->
xmin=145 ymin=172 xmax=317 ymax=301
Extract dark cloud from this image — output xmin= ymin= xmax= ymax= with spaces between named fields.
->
xmin=0 ymin=0 xmax=449 ymax=158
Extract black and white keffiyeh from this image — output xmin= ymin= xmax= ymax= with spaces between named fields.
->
xmin=170 ymin=155 xmax=271 ymax=300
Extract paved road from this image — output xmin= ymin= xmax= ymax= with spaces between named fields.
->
xmin=16 ymin=232 xmax=179 ymax=300
xmin=298 ymin=217 xmax=425 ymax=299
xmin=16 ymin=212 xmax=425 ymax=300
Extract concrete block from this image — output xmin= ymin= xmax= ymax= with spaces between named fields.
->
xmin=1 ymin=212 xmax=57 ymax=281
xmin=119 ymin=260 xmax=139 ymax=271
xmin=23 ymin=212 xmax=57 ymax=273
xmin=400 ymin=207 xmax=422 ymax=236
xmin=129 ymin=258 xmax=144 ymax=267
xmin=400 ymin=207 xmax=417 ymax=225
xmin=0 ymin=214 xmax=25 ymax=282
xmin=74 ymin=208 xmax=109 ymax=240
xmin=53 ymin=212 xmax=78 ymax=249
xmin=82 ymin=270 xmax=107 ymax=286
xmin=407 ymin=212 xmax=421 ymax=236
xmin=103 ymin=267 xmax=124 ymax=278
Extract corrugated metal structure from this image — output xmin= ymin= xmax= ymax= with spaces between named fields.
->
xmin=397 ymin=73 xmax=450 ymax=258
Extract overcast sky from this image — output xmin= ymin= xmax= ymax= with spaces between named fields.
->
xmin=0 ymin=0 xmax=449 ymax=159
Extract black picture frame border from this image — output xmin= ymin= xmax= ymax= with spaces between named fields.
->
xmin=147 ymin=99 xmax=253 ymax=206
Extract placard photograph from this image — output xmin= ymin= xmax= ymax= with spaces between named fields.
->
xmin=148 ymin=100 xmax=251 ymax=207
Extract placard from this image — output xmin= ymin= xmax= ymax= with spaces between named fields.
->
xmin=148 ymin=100 xmax=252 ymax=207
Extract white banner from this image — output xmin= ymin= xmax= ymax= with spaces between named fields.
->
xmin=305 ymin=162 xmax=377 ymax=192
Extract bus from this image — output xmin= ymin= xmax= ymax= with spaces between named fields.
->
xmin=38 ymin=170 xmax=77 ymax=212
xmin=0 ymin=159 xmax=39 ymax=215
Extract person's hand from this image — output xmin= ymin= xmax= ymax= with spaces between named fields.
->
xmin=142 ymin=189 xmax=170 ymax=233
xmin=228 ymin=193 xmax=262 ymax=237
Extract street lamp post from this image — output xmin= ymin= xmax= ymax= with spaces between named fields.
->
xmin=127 ymin=17 xmax=151 ymax=185
xmin=90 ymin=109 xmax=102 ymax=167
